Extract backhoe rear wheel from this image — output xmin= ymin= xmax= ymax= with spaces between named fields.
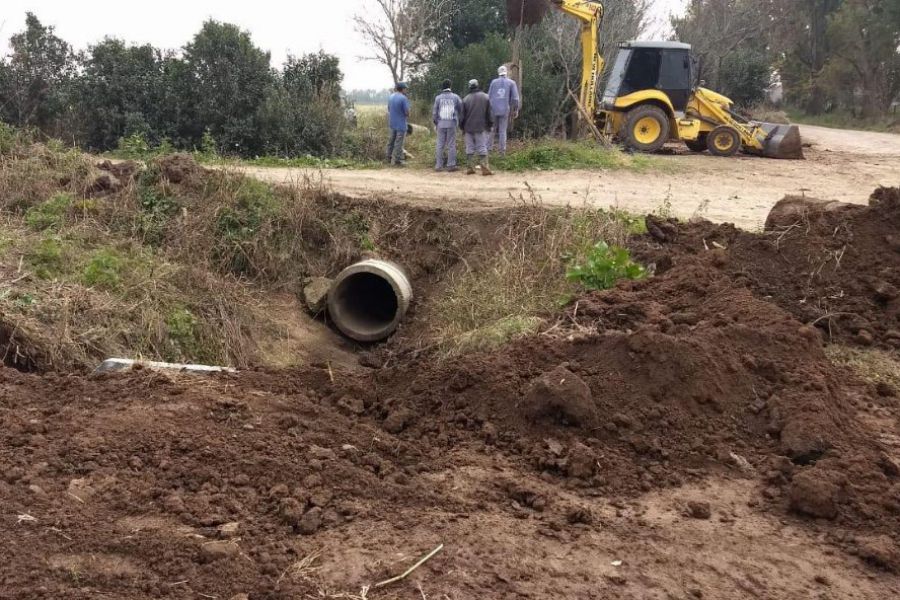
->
xmin=706 ymin=126 xmax=741 ymax=157
xmin=685 ymin=135 xmax=707 ymax=152
xmin=622 ymin=105 xmax=670 ymax=153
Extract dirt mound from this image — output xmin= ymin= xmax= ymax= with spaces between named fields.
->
xmin=637 ymin=187 xmax=900 ymax=349
xmin=154 ymin=153 xmax=204 ymax=184
xmin=2 ymin=260 xmax=898 ymax=596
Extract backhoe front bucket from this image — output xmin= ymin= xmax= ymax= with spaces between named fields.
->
xmin=757 ymin=123 xmax=804 ymax=159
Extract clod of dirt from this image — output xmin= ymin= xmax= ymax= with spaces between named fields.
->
xmin=298 ymin=507 xmax=323 ymax=535
xmin=155 ymin=153 xmax=202 ymax=184
xmin=96 ymin=159 xmax=139 ymax=181
xmin=566 ymin=442 xmax=597 ymax=479
xmin=200 ymin=541 xmax=240 ymax=563
xmin=857 ymin=535 xmax=900 ymax=572
xmin=646 ymin=215 xmax=678 ymax=242
xmin=280 ymin=497 xmax=305 ymax=526
xmin=383 ymin=408 xmax=413 ymax=433
xmin=523 ymin=365 xmax=598 ymax=428
xmin=779 ymin=420 xmax=831 ymax=465
xmin=87 ymin=171 xmax=121 ymax=195
xmin=788 ymin=470 xmax=842 ymax=519
xmin=303 ymin=277 xmax=332 ymax=314
xmin=686 ymin=501 xmax=712 ymax=520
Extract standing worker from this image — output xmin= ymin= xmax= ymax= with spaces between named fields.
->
xmin=432 ymin=79 xmax=463 ymax=172
xmin=461 ymin=79 xmax=493 ymax=176
xmin=488 ymin=66 xmax=520 ymax=156
xmin=386 ymin=82 xmax=410 ymax=166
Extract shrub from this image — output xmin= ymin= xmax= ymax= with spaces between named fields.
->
xmin=26 ymin=237 xmax=67 ymax=279
xmin=566 ymin=241 xmax=646 ymax=291
xmin=24 ymin=193 xmax=72 ymax=231
xmin=82 ymin=249 xmax=125 ymax=289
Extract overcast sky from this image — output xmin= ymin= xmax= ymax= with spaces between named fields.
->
xmin=0 ymin=0 xmax=687 ymax=90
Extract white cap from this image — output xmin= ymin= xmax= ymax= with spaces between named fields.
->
xmin=468 ymin=78 xmax=479 ymax=89
xmin=498 ymin=65 xmax=508 ymax=76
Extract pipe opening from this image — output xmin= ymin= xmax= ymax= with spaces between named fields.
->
xmin=330 ymin=272 xmax=400 ymax=340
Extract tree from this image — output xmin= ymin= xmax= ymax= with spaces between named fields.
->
xmin=180 ymin=20 xmax=274 ymax=155
xmin=0 ymin=13 xmax=77 ymax=134
xmin=354 ymin=0 xmax=454 ymax=84
xmin=672 ymin=0 xmax=772 ymax=105
xmin=768 ymin=0 xmax=842 ymax=114
xmin=825 ymin=0 xmax=900 ymax=117
xmin=283 ymin=51 xmax=343 ymax=100
xmin=73 ymin=39 xmax=166 ymax=150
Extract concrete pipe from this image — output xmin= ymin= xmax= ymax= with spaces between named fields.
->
xmin=327 ymin=259 xmax=412 ymax=342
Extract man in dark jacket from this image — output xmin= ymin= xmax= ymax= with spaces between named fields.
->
xmin=460 ymin=79 xmax=493 ymax=176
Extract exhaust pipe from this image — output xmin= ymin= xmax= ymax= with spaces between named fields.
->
xmin=327 ymin=260 xmax=412 ymax=342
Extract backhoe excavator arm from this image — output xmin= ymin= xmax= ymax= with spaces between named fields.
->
xmin=550 ymin=0 xmax=604 ymax=117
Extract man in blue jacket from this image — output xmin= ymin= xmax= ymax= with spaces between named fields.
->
xmin=432 ymin=78 xmax=463 ymax=172
xmin=488 ymin=65 xmax=520 ymax=156
xmin=386 ymin=82 xmax=411 ymax=166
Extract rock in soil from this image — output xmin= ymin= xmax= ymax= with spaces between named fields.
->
xmin=789 ymin=470 xmax=842 ymax=519
xmin=298 ymin=507 xmax=323 ymax=535
xmin=522 ymin=365 xmax=598 ymax=428
xmin=686 ymin=501 xmax=712 ymax=520
xmin=303 ymin=277 xmax=332 ymax=314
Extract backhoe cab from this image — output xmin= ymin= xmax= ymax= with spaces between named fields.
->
xmin=600 ymin=41 xmax=802 ymax=159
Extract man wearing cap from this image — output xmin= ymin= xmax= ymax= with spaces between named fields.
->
xmin=432 ymin=79 xmax=463 ymax=172
xmin=488 ymin=65 xmax=520 ymax=156
xmin=386 ymin=82 xmax=411 ymax=166
xmin=460 ymin=79 xmax=493 ymax=176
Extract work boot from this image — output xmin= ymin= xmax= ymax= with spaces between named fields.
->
xmin=447 ymin=165 xmax=459 ymax=173
xmin=466 ymin=157 xmax=476 ymax=175
xmin=480 ymin=157 xmax=493 ymax=176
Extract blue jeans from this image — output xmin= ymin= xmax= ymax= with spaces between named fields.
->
xmin=465 ymin=131 xmax=489 ymax=157
xmin=386 ymin=129 xmax=406 ymax=164
xmin=435 ymin=127 xmax=458 ymax=169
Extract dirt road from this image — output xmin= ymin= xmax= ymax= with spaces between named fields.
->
xmin=241 ymin=124 xmax=899 ymax=229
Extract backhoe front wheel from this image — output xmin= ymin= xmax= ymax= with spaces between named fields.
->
xmin=706 ymin=126 xmax=741 ymax=157
xmin=622 ymin=105 xmax=670 ymax=153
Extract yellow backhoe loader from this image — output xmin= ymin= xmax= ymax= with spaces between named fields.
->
xmin=510 ymin=0 xmax=802 ymax=158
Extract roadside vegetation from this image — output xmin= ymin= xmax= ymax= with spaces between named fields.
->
xmin=424 ymin=193 xmax=647 ymax=356
xmin=0 ymin=124 xmax=651 ymax=370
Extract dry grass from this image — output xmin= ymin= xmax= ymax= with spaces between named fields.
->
xmin=825 ymin=344 xmax=900 ymax=390
xmin=426 ymin=189 xmax=639 ymax=356
xmin=0 ymin=134 xmax=389 ymax=371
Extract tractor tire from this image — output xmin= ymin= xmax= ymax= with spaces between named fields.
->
xmin=706 ymin=126 xmax=741 ymax=157
xmin=622 ymin=105 xmax=670 ymax=153
xmin=684 ymin=135 xmax=707 ymax=152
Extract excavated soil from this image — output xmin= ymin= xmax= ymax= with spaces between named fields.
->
xmin=637 ymin=187 xmax=900 ymax=350
xmin=2 ymin=188 xmax=900 ymax=598
xmin=3 ymin=256 xmax=900 ymax=597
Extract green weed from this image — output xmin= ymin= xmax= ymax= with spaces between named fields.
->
xmin=26 ymin=237 xmax=67 ymax=279
xmin=166 ymin=307 xmax=201 ymax=358
xmin=82 ymin=249 xmax=125 ymax=289
xmin=567 ymin=241 xmax=647 ymax=291
xmin=24 ymin=193 xmax=72 ymax=231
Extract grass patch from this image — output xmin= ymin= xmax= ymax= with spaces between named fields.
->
xmin=492 ymin=140 xmax=657 ymax=172
xmin=81 ymin=249 xmax=126 ymax=289
xmin=24 ymin=193 xmax=72 ymax=231
xmin=428 ymin=202 xmax=640 ymax=356
xmin=825 ymin=345 xmax=900 ymax=390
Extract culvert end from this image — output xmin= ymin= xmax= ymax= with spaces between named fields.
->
xmin=327 ymin=260 xmax=412 ymax=343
